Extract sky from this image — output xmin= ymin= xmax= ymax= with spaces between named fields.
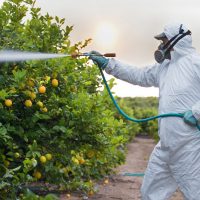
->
xmin=2 ymin=0 xmax=200 ymax=97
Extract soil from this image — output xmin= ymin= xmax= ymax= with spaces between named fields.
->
xmin=60 ymin=137 xmax=184 ymax=200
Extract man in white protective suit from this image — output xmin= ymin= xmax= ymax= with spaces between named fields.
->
xmin=88 ymin=22 xmax=200 ymax=200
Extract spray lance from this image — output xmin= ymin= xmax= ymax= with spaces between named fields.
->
xmin=0 ymin=50 xmax=115 ymax=62
xmin=0 ymin=50 xmax=199 ymax=131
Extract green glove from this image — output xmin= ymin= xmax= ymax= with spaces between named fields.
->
xmin=88 ymin=51 xmax=109 ymax=69
xmin=183 ymin=110 xmax=198 ymax=126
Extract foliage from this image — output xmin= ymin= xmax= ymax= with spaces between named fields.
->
xmin=0 ymin=0 xmax=130 ymax=198
xmin=111 ymin=94 xmax=141 ymax=141
xmin=117 ymin=97 xmax=159 ymax=141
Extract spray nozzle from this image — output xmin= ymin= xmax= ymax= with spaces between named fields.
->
xmin=71 ymin=52 xmax=116 ymax=58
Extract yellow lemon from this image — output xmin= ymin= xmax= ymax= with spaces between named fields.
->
xmin=41 ymin=107 xmax=48 ymax=112
xmin=78 ymin=158 xmax=85 ymax=164
xmin=45 ymin=153 xmax=52 ymax=161
xmin=36 ymin=101 xmax=43 ymax=108
xmin=5 ymin=99 xmax=12 ymax=107
xmin=51 ymin=79 xmax=59 ymax=87
xmin=72 ymin=157 xmax=79 ymax=165
xmin=33 ymin=171 xmax=42 ymax=179
xmin=29 ymin=92 xmax=36 ymax=100
xmin=40 ymin=156 xmax=47 ymax=164
xmin=24 ymin=100 xmax=32 ymax=107
xmin=38 ymin=86 xmax=46 ymax=94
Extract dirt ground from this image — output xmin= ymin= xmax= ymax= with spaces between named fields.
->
xmin=60 ymin=137 xmax=184 ymax=200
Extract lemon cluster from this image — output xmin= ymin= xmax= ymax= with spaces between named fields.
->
xmin=4 ymin=78 xmax=59 ymax=112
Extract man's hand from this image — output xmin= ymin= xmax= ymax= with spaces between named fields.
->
xmin=183 ymin=110 xmax=198 ymax=126
xmin=88 ymin=51 xmax=109 ymax=69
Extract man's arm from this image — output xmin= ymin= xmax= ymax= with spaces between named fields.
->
xmin=105 ymin=58 xmax=160 ymax=88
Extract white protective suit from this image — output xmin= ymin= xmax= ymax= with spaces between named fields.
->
xmin=105 ymin=23 xmax=200 ymax=200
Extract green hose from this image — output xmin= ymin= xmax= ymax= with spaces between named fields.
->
xmin=122 ymin=172 xmax=145 ymax=177
xmin=98 ymin=68 xmax=200 ymax=131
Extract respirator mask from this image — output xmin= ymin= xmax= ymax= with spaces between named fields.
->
xmin=154 ymin=24 xmax=191 ymax=63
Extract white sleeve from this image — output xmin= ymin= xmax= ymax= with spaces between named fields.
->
xmin=105 ymin=58 xmax=160 ymax=87
xmin=192 ymin=56 xmax=200 ymax=120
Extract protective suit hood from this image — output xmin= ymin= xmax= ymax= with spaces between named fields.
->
xmin=163 ymin=23 xmax=195 ymax=59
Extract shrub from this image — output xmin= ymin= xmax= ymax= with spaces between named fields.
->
xmin=0 ymin=0 xmax=130 ymax=198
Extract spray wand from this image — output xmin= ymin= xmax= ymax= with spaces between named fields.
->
xmin=71 ymin=52 xmax=116 ymax=58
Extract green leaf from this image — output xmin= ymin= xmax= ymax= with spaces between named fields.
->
xmin=0 ymin=125 xmax=10 ymax=143
xmin=0 ymin=89 xmax=8 ymax=100
xmin=12 ymin=0 xmax=23 ymax=4
xmin=52 ymin=125 xmax=67 ymax=133
xmin=55 ymin=16 xmax=59 ymax=23
xmin=0 ymin=181 xmax=10 ymax=190
xmin=32 ymin=112 xmax=51 ymax=123
xmin=12 ymin=69 xmax=27 ymax=83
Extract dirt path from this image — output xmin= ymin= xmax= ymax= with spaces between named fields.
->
xmin=60 ymin=137 xmax=184 ymax=200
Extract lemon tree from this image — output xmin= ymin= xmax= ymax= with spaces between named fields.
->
xmin=0 ymin=0 xmax=138 ymax=199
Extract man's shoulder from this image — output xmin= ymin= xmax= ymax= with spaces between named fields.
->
xmin=192 ymin=53 xmax=200 ymax=65
xmin=184 ymin=52 xmax=200 ymax=66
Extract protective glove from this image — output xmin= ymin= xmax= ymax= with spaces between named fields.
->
xmin=183 ymin=110 xmax=198 ymax=126
xmin=88 ymin=51 xmax=109 ymax=69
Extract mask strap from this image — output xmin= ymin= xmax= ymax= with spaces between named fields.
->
xmin=163 ymin=34 xmax=179 ymax=49
xmin=165 ymin=30 xmax=191 ymax=55
xmin=179 ymin=24 xmax=184 ymax=34
xmin=162 ymin=24 xmax=184 ymax=49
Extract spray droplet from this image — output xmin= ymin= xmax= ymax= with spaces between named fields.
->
xmin=0 ymin=50 xmax=69 ymax=62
